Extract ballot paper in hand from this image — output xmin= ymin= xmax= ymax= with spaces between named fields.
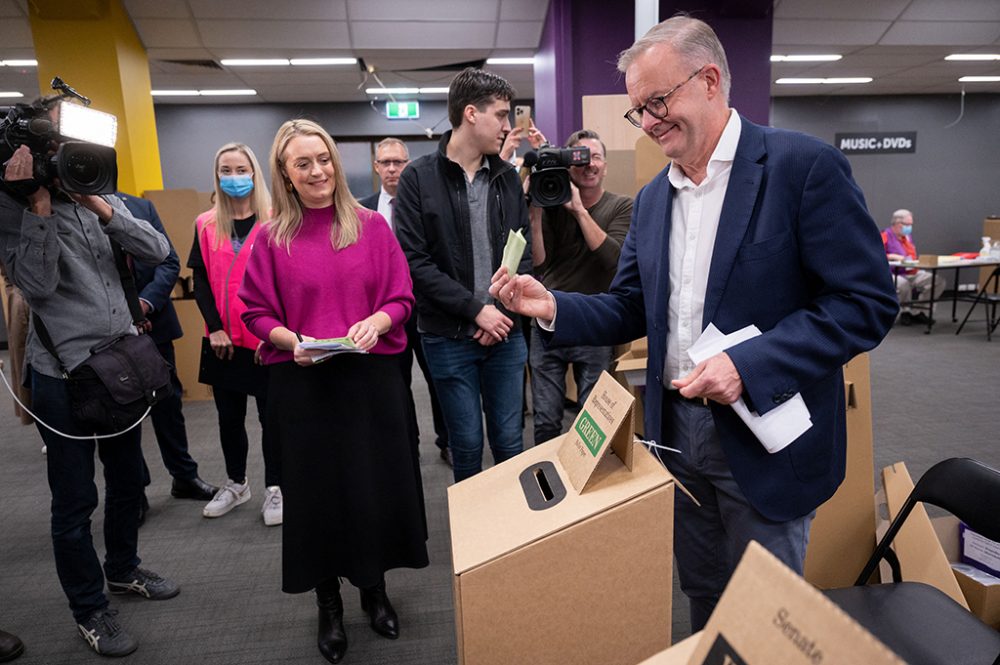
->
xmin=500 ymin=229 xmax=527 ymax=278
xmin=687 ymin=324 xmax=812 ymax=454
xmin=297 ymin=336 xmax=367 ymax=362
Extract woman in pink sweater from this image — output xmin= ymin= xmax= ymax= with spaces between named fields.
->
xmin=239 ymin=119 xmax=427 ymax=664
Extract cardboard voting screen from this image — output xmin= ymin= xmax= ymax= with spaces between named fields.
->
xmin=685 ymin=541 xmax=905 ymax=665
xmin=557 ymin=371 xmax=635 ymax=493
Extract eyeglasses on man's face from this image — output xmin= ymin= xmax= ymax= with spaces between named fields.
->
xmin=624 ymin=65 xmax=705 ymax=128
xmin=375 ymin=159 xmax=408 ymax=169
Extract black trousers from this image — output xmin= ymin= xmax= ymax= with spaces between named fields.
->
xmin=141 ymin=341 xmax=199 ymax=486
xmin=400 ymin=317 xmax=448 ymax=451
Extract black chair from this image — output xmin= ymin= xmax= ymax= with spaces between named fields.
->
xmin=824 ymin=458 xmax=1000 ymax=665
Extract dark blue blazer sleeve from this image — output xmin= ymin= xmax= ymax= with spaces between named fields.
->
xmin=358 ymin=192 xmax=379 ymax=211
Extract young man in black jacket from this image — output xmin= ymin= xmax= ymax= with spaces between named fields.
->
xmin=394 ymin=68 xmax=531 ymax=482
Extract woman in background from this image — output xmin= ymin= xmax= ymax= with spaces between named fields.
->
xmin=239 ymin=119 xmax=427 ymax=664
xmin=187 ymin=143 xmax=283 ymax=526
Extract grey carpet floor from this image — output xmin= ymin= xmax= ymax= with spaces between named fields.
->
xmin=1 ymin=306 xmax=998 ymax=664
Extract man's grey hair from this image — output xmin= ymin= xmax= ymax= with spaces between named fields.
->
xmin=375 ymin=137 xmax=409 ymax=159
xmin=891 ymin=209 xmax=912 ymax=224
xmin=617 ymin=14 xmax=731 ymax=102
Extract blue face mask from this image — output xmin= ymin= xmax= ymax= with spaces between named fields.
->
xmin=219 ymin=174 xmax=254 ymax=199
xmin=901 ymin=225 xmax=913 ymax=237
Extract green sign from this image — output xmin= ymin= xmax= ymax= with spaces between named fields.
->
xmin=575 ymin=411 xmax=606 ymax=457
xmin=386 ymin=101 xmax=419 ymax=119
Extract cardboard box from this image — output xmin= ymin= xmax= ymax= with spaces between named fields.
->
xmin=931 ymin=516 xmax=1000 ymax=630
xmin=640 ymin=542 xmax=905 ymax=665
xmin=804 ymin=353 xmax=877 ymax=588
xmin=449 ymin=373 xmax=678 ymax=665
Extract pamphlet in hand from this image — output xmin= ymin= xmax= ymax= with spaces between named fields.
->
xmin=298 ymin=336 xmax=367 ymax=362
xmin=501 ymin=229 xmax=527 ymax=278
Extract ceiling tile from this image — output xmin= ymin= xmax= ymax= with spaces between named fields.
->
xmin=197 ymin=20 xmax=350 ymax=50
xmin=150 ymin=72 xmax=247 ymax=87
xmin=192 ymin=0 xmax=346 ymax=20
xmin=495 ymin=21 xmax=543 ymax=49
xmin=774 ymin=0 xmax=908 ymax=21
xmin=499 ymin=0 xmax=550 ymax=22
xmin=351 ymin=21 xmax=496 ymax=50
xmin=901 ymin=0 xmax=1000 ymax=22
xmin=773 ymin=19 xmax=892 ymax=46
xmin=880 ymin=21 xmax=1000 ymax=46
xmin=121 ymin=0 xmax=191 ymax=19
xmin=145 ymin=48 xmax=216 ymax=61
xmin=347 ymin=0 xmax=499 ymax=21
xmin=235 ymin=70 xmax=364 ymax=86
xmin=133 ymin=18 xmax=204 ymax=49
xmin=0 ymin=17 xmax=32 ymax=48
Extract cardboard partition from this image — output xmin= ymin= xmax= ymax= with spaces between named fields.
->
xmin=613 ymin=337 xmax=648 ymax=437
xmin=142 ymin=189 xmax=210 ymax=281
xmin=644 ymin=542 xmax=904 ymax=665
xmin=881 ymin=462 xmax=969 ymax=608
xmin=449 ymin=372 xmax=676 ymax=665
xmin=172 ymin=299 xmax=213 ymax=401
xmin=804 ymin=353 xmax=877 ymax=588
xmin=931 ymin=516 xmax=1000 ymax=629
xmin=637 ymin=633 xmax=702 ymax=665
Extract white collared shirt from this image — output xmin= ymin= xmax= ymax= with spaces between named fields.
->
xmin=376 ymin=187 xmax=394 ymax=230
xmin=664 ymin=109 xmax=742 ymax=386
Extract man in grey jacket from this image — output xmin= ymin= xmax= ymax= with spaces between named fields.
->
xmin=0 ymin=144 xmax=181 ymax=658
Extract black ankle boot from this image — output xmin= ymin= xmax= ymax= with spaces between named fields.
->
xmin=316 ymin=579 xmax=347 ymax=663
xmin=359 ymin=578 xmax=399 ymax=639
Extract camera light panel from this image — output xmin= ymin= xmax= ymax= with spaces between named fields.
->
xmin=58 ymin=101 xmax=117 ymax=148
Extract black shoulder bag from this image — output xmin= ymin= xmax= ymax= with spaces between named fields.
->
xmin=33 ymin=243 xmax=172 ymax=435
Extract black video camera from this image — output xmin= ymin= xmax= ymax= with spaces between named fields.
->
xmin=524 ymin=145 xmax=590 ymax=207
xmin=0 ymin=77 xmax=118 ymax=195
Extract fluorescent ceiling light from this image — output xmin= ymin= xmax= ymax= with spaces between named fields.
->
xmin=0 ymin=59 xmax=37 ymax=67
xmin=221 ymin=58 xmax=289 ymax=66
xmin=366 ymin=87 xmax=420 ymax=94
xmin=959 ymin=76 xmax=1000 ymax=82
xmin=152 ymin=89 xmax=256 ymax=96
xmin=486 ymin=57 xmax=535 ymax=65
xmin=290 ymin=58 xmax=357 ymax=66
xmin=770 ymin=54 xmax=842 ymax=62
xmin=945 ymin=54 xmax=1000 ymax=61
xmin=775 ymin=77 xmax=872 ymax=84
xmin=199 ymin=89 xmax=257 ymax=96
xmin=418 ymin=87 xmax=449 ymax=93
xmin=0 ymin=91 xmax=24 ymax=98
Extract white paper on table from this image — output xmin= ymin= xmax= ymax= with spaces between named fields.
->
xmin=687 ymin=323 xmax=812 ymax=454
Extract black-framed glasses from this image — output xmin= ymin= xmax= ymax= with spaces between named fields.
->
xmin=375 ymin=159 xmax=408 ymax=168
xmin=623 ymin=66 xmax=705 ymax=128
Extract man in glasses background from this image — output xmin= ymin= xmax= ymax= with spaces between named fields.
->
xmin=491 ymin=15 xmax=897 ymax=630
xmin=360 ymin=137 xmax=452 ymax=468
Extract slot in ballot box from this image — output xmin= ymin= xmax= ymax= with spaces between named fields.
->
xmin=448 ymin=372 xmax=683 ymax=665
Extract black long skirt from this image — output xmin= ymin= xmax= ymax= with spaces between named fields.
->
xmin=268 ymin=353 xmax=429 ymax=593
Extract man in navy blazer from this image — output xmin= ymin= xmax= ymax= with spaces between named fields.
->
xmin=359 ymin=139 xmax=452 ymax=466
xmin=116 ymin=193 xmax=218 ymax=511
xmin=491 ymin=17 xmax=897 ymax=630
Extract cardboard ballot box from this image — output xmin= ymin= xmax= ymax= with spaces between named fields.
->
xmin=448 ymin=373 xmax=679 ymax=665
xmin=638 ymin=542 xmax=905 ymax=665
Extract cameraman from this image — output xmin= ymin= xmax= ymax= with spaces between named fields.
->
xmin=527 ymin=129 xmax=633 ymax=444
xmin=0 ymin=141 xmax=179 ymax=657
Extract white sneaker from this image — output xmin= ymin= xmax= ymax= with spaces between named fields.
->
xmin=261 ymin=486 xmax=283 ymax=526
xmin=202 ymin=479 xmax=251 ymax=518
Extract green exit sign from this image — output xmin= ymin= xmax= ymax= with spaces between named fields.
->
xmin=386 ymin=101 xmax=419 ymax=119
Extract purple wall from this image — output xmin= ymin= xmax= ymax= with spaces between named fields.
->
xmin=535 ymin=0 xmax=773 ymax=143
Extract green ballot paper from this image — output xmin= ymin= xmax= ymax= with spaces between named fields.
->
xmin=501 ymin=229 xmax=527 ymax=277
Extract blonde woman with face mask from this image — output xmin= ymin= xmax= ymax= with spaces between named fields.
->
xmin=186 ymin=143 xmax=283 ymax=526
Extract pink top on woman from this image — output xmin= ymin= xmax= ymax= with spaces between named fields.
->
xmin=239 ymin=205 xmax=414 ymax=364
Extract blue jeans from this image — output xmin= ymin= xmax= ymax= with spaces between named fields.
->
xmin=529 ymin=324 xmax=612 ymax=445
xmin=421 ymin=332 xmax=527 ymax=482
xmin=31 ymin=368 xmax=143 ymax=623
xmin=661 ymin=393 xmax=813 ymax=632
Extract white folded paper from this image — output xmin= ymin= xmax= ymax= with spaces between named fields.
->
xmin=686 ymin=324 xmax=812 ymax=454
